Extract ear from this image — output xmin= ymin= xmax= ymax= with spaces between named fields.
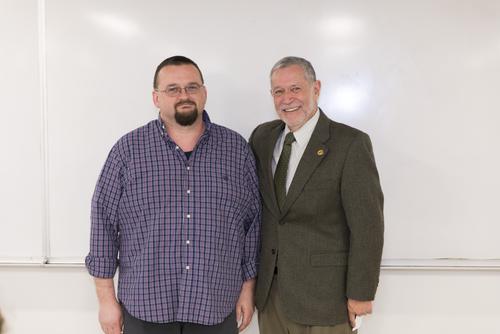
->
xmin=152 ymin=90 xmax=160 ymax=108
xmin=201 ymin=85 xmax=208 ymax=104
xmin=314 ymin=80 xmax=321 ymax=98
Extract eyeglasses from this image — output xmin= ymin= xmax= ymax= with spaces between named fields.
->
xmin=271 ymin=85 xmax=303 ymax=97
xmin=156 ymin=83 xmax=204 ymax=97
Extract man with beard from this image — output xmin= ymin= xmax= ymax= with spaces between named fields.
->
xmin=86 ymin=56 xmax=261 ymax=334
xmin=250 ymin=57 xmax=384 ymax=334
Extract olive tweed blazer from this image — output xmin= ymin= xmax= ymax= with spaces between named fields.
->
xmin=249 ymin=110 xmax=384 ymax=326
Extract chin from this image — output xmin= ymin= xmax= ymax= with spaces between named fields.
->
xmin=283 ymin=114 xmax=301 ymax=125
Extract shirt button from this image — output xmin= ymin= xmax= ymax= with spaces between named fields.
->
xmin=186 ymin=265 xmax=190 ymax=270
xmin=187 ymin=189 xmax=191 ymax=194
xmin=186 ymin=240 xmax=190 ymax=245
xmin=186 ymin=214 xmax=191 ymax=219
xmin=175 ymin=146 xmax=179 ymax=150
xmin=187 ymin=166 xmax=191 ymax=170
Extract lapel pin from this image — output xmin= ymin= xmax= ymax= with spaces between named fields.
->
xmin=317 ymin=149 xmax=324 ymax=156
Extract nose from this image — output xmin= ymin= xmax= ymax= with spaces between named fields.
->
xmin=282 ymin=90 xmax=295 ymax=104
xmin=178 ymin=88 xmax=190 ymax=97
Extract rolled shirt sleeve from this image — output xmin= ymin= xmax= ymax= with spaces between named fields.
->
xmin=240 ymin=147 xmax=262 ymax=281
xmin=85 ymin=145 xmax=125 ymax=278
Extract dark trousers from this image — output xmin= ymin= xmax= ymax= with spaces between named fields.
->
xmin=122 ymin=305 xmax=238 ymax=334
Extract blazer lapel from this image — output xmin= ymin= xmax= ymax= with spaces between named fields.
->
xmin=260 ymin=122 xmax=285 ymax=218
xmin=280 ymin=111 xmax=330 ymax=218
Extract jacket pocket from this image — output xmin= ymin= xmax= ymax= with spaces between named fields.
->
xmin=310 ymin=252 xmax=348 ymax=267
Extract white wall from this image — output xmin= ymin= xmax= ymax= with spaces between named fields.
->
xmin=1 ymin=267 xmax=499 ymax=334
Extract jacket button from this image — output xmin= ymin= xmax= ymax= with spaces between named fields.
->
xmin=271 ymin=249 xmax=276 ymax=255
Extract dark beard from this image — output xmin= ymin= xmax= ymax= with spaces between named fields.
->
xmin=174 ymin=101 xmax=199 ymax=126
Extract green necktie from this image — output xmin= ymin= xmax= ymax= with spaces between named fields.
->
xmin=274 ymin=132 xmax=296 ymax=211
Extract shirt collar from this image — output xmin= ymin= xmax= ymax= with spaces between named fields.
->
xmin=283 ymin=108 xmax=320 ymax=148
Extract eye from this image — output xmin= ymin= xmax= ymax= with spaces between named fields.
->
xmin=290 ymin=86 xmax=302 ymax=94
xmin=272 ymin=88 xmax=284 ymax=97
xmin=185 ymin=84 xmax=200 ymax=94
xmin=166 ymin=86 xmax=181 ymax=95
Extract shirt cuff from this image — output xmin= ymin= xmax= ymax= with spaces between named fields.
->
xmin=85 ymin=255 xmax=118 ymax=278
xmin=241 ymin=261 xmax=258 ymax=281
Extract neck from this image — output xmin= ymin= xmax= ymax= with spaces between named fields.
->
xmin=163 ymin=116 xmax=205 ymax=152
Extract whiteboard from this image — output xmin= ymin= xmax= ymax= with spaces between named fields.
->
xmin=1 ymin=0 xmax=499 ymax=263
xmin=0 ymin=0 xmax=43 ymax=261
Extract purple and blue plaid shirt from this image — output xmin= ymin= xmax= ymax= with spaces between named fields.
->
xmin=85 ymin=112 xmax=261 ymax=325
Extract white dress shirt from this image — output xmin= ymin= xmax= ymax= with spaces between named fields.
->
xmin=272 ymin=109 xmax=320 ymax=193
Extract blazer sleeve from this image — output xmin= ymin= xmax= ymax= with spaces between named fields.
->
xmin=340 ymin=132 xmax=384 ymax=301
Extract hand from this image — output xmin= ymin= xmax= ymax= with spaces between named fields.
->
xmin=98 ymin=299 xmax=123 ymax=334
xmin=347 ymin=299 xmax=373 ymax=328
xmin=236 ymin=278 xmax=256 ymax=332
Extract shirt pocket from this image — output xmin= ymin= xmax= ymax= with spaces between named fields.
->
xmin=210 ymin=174 xmax=246 ymax=211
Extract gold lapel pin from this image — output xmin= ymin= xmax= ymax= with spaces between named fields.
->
xmin=317 ymin=149 xmax=325 ymax=156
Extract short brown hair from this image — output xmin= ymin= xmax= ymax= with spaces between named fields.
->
xmin=153 ymin=55 xmax=204 ymax=89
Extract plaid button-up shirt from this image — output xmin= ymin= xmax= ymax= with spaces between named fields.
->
xmin=85 ymin=112 xmax=261 ymax=325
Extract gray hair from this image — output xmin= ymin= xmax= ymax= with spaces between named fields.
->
xmin=270 ymin=56 xmax=317 ymax=83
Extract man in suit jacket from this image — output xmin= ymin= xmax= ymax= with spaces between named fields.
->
xmin=250 ymin=57 xmax=384 ymax=334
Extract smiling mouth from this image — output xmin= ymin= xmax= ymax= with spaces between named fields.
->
xmin=282 ymin=106 xmax=300 ymax=112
